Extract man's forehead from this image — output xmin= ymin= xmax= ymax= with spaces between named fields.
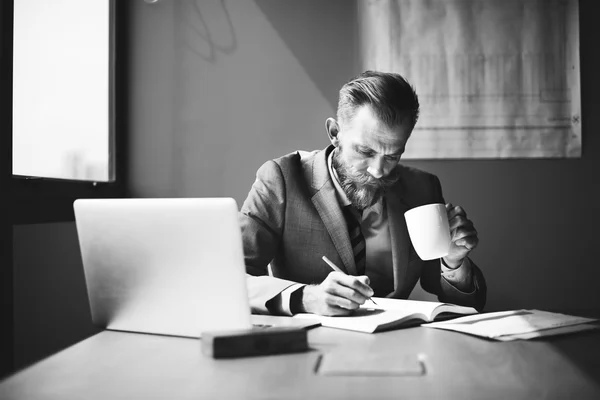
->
xmin=342 ymin=106 xmax=411 ymax=148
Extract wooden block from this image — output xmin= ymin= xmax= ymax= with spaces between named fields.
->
xmin=201 ymin=327 xmax=309 ymax=358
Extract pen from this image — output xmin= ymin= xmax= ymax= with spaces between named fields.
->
xmin=321 ymin=256 xmax=378 ymax=306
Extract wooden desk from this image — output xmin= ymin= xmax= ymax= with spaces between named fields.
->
xmin=1 ymin=321 xmax=599 ymax=400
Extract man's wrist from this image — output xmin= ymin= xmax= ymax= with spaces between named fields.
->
xmin=294 ymin=284 xmax=319 ymax=314
xmin=442 ymin=256 xmax=463 ymax=270
xmin=440 ymin=257 xmax=474 ymax=292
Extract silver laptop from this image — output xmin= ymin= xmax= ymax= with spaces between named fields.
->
xmin=73 ymin=197 xmax=252 ymax=337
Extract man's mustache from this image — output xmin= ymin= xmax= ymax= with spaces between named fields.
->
xmin=353 ymin=169 xmax=400 ymax=189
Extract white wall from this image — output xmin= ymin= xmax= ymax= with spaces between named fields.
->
xmin=127 ymin=0 xmax=358 ymax=204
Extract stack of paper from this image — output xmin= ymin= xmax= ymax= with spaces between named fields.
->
xmin=423 ymin=309 xmax=599 ymax=341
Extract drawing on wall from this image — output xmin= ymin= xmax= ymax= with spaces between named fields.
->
xmin=358 ymin=0 xmax=581 ymax=159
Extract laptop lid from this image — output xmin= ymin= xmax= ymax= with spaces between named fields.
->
xmin=74 ymin=197 xmax=252 ymax=338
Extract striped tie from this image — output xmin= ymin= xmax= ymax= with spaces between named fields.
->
xmin=344 ymin=206 xmax=366 ymax=275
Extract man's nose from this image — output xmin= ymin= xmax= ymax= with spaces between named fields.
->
xmin=366 ymin=157 xmax=385 ymax=179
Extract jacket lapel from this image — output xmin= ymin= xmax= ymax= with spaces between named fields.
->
xmin=385 ymin=185 xmax=412 ymax=294
xmin=308 ymin=147 xmax=357 ymax=275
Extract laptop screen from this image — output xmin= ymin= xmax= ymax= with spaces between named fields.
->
xmin=74 ymin=197 xmax=252 ymax=337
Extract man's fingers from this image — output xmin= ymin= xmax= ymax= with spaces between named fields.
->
xmin=325 ymin=293 xmax=360 ymax=310
xmin=326 ymin=283 xmax=368 ymax=305
xmin=451 ymin=222 xmax=478 ymax=248
xmin=447 ymin=204 xmax=467 ymax=221
xmin=322 ymin=304 xmax=354 ymax=316
xmin=303 ymin=284 xmax=356 ymax=316
xmin=451 ymin=226 xmax=477 ymax=242
xmin=356 ymin=275 xmax=371 ymax=287
xmin=448 ymin=215 xmax=474 ymax=232
xmin=455 ymin=235 xmax=479 ymax=250
xmin=324 ymin=275 xmax=371 ymax=304
xmin=332 ymin=273 xmax=374 ymax=298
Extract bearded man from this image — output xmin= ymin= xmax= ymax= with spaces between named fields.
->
xmin=240 ymin=71 xmax=486 ymax=316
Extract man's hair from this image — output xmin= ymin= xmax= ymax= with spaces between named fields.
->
xmin=336 ymin=70 xmax=420 ymax=131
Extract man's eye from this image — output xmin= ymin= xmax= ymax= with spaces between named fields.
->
xmin=358 ymin=149 xmax=373 ymax=157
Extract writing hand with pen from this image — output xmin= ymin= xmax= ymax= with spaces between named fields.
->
xmin=297 ymin=256 xmax=377 ymax=316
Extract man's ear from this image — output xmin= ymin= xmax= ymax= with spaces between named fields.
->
xmin=326 ymin=118 xmax=341 ymax=146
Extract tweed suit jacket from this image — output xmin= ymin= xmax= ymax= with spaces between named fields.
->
xmin=240 ymin=146 xmax=487 ymax=314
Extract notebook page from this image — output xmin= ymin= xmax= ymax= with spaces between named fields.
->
xmin=365 ymin=298 xmax=444 ymax=319
xmin=295 ymin=308 xmax=425 ymax=333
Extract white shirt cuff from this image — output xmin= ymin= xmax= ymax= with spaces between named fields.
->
xmin=280 ymin=283 xmax=305 ymax=316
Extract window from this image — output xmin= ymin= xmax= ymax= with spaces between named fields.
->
xmin=13 ymin=0 xmax=111 ymax=182
xmin=2 ymin=0 xmax=127 ymax=224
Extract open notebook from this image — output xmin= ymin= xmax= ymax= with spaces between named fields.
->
xmin=294 ymin=298 xmax=478 ymax=333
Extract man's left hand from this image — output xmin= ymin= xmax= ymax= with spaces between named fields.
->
xmin=443 ymin=203 xmax=478 ymax=269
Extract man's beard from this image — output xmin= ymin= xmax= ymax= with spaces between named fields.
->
xmin=332 ymin=147 xmax=401 ymax=210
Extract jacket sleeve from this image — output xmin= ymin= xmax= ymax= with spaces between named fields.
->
xmin=239 ymin=160 xmax=298 ymax=314
xmin=419 ymin=175 xmax=488 ymax=311
xmin=421 ymin=258 xmax=487 ymax=311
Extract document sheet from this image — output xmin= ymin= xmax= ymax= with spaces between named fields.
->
xmin=423 ymin=309 xmax=599 ymax=340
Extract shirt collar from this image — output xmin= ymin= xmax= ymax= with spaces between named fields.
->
xmin=327 ymin=149 xmax=383 ymax=215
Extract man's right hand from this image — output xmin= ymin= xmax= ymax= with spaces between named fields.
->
xmin=299 ymin=272 xmax=374 ymax=316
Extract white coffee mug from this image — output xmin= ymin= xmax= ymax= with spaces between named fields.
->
xmin=404 ymin=203 xmax=451 ymax=260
